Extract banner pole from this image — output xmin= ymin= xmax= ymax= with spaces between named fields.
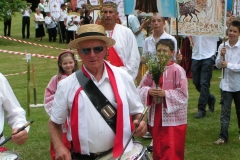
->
xmin=176 ymin=1 xmax=179 ymax=54
xmin=31 ymin=63 xmax=37 ymax=105
xmin=26 ymin=52 xmax=31 ymax=117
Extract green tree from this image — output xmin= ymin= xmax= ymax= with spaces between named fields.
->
xmin=0 ymin=0 xmax=27 ymax=21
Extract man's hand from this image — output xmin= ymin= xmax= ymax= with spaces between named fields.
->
xmin=133 ymin=120 xmax=147 ymax=137
xmin=54 ymin=145 xmax=72 ymax=160
xmin=11 ymin=128 xmax=28 ymax=145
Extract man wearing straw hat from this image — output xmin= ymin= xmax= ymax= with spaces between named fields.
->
xmin=48 ymin=24 xmax=147 ymax=160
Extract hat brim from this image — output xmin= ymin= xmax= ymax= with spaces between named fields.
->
xmin=68 ymin=36 xmax=116 ymax=49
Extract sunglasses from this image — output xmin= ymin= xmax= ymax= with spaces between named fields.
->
xmin=79 ymin=46 xmax=104 ymax=55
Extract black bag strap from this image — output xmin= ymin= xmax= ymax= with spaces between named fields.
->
xmin=75 ymin=70 xmax=116 ymax=133
xmin=0 ymin=131 xmax=3 ymax=139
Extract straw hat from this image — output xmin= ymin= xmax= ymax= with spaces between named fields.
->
xmin=68 ymin=24 xmax=115 ymax=49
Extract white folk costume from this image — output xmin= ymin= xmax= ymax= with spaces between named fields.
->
xmin=143 ymin=31 xmax=178 ymax=61
xmin=0 ymin=73 xmax=28 ymax=144
xmin=44 ymin=74 xmax=68 ymax=116
xmin=44 ymin=74 xmax=71 ymax=160
xmin=137 ymin=62 xmax=188 ymax=160
xmin=106 ymin=23 xmax=140 ymax=79
xmin=50 ymin=61 xmax=144 ymax=157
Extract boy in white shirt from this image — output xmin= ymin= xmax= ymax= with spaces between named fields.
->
xmin=214 ymin=20 xmax=240 ymax=145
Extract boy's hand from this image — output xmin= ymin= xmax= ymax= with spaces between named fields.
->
xmin=220 ymin=47 xmax=226 ymax=56
xmin=221 ymin=61 xmax=228 ymax=68
xmin=149 ymin=88 xmax=165 ymax=97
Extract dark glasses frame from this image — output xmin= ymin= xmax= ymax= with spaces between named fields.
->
xmin=79 ymin=46 xmax=105 ymax=55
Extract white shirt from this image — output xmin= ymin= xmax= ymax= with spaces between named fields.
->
xmin=0 ymin=73 xmax=28 ymax=143
xmin=45 ymin=16 xmax=57 ymax=29
xmin=215 ymin=40 xmax=240 ymax=92
xmin=58 ymin=9 xmax=67 ymax=21
xmin=192 ymin=36 xmax=219 ymax=60
xmin=106 ymin=24 xmax=140 ymax=79
xmin=143 ymin=31 xmax=177 ymax=61
xmin=50 ymin=63 xmax=144 ymax=153
xmin=21 ymin=8 xmax=31 ymax=17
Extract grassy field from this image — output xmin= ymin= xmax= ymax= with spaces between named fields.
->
xmin=1 ymin=13 xmax=240 ymax=160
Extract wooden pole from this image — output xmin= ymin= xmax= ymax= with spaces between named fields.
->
xmin=26 ymin=53 xmax=31 ymax=117
xmin=176 ymin=1 xmax=179 ymax=54
xmin=31 ymin=63 xmax=37 ymax=105
xmin=222 ymin=37 xmax=227 ymax=79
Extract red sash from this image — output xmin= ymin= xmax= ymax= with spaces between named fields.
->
xmin=108 ymin=47 xmax=124 ymax=67
xmin=105 ymin=26 xmax=124 ymax=67
xmin=70 ymin=64 xmax=126 ymax=157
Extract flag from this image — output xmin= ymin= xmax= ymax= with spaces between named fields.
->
xmin=227 ymin=0 xmax=232 ymax=11
xmin=124 ymin=0 xmax=177 ymax=18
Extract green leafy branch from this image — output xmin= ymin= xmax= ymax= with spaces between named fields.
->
xmin=145 ymin=52 xmax=171 ymax=87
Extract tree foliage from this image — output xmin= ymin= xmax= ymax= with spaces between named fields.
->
xmin=0 ymin=0 xmax=27 ymax=21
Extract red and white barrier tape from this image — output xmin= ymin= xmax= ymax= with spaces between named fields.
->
xmin=0 ymin=49 xmax=58 ymax=59
xmin=0 ymin=35 xmax=68 ymax=51
xmin=4 ymin=71 xmax=30 ymax=77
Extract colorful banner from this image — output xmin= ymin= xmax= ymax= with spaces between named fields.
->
xmin=171 ymin=0 xmax=226 ymax=37
xmin=124 ymin=0 xmax=177 ymax=18
xmin=227 ymin=0 xmax=232 ymax=11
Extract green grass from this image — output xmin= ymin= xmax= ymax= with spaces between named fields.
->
xmin=1 ymin=13 xmax=240 ymax=160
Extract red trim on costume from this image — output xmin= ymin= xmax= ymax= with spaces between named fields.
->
xmin=70 ymin=87 xmax=83 ymax=153
xmin=108 ymin=47 xmax=124 ymax=67
xmin=70 ymin=64 xmax=126 ymax=157
xmin=105 ymin=63 xmax=124 ymax=158
xmin=0 ymin=146 xmax=8 ymax=152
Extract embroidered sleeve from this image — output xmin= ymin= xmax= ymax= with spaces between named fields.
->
xmin=137 ymin=71 xmax=154 ymax=106
xmin=44 ymin=75 xmax=58 ymax=116
xmin=164 ymin=67 xmax=188 ymax=114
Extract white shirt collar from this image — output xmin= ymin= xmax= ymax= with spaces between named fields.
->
xmin=83 ymin=64 xmax=109 ymax=84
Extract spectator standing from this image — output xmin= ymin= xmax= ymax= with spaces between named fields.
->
xmin=34 ymin=8 xmax=45 ymax=41
xmin=45 ymin=11 xmax=57 ymax=42
xmin=83 ymin=9 xmax=93 ymax=24
xmin=58 ymin=3 xmax=67 ymax=43
xmin=3 ymin=9 xmax=12 ymax=37
xmin=65 ymin=7 xmax=75 ymax=44
xmin=38 ymin=0 xmax=46 ymax=17
xmin=21 ymin=5 xmax=32 ymax=39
